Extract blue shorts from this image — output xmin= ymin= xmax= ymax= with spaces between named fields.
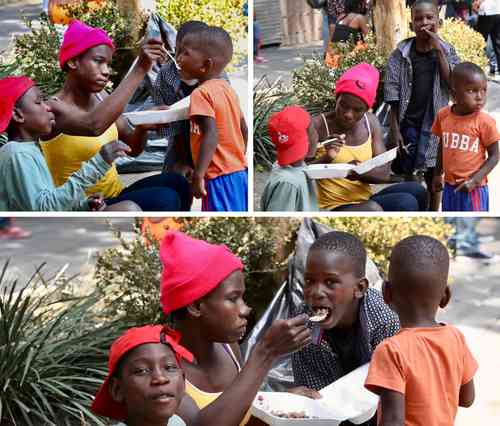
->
xmin=202 ymin=169 xmax=248 ymax=212
xmin=443 ymin=183 xmax=489 ymax=212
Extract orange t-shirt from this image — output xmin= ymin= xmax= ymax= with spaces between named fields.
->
xmin=189 ymin=79 xmax=247 ymax=180
xmin=431 ymin=106 xmax=500 ymax=185
xmin=365 ymin=325 xmax=478 ymax=426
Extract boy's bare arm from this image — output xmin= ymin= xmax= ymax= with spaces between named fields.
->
xmin=431 ymin=140 xmax=444 ymax=192
xmin=379 ymin=389 xmax=405 ymax=426
xmin=192 ymin=115 xmax=218 ymax=198
xmin=389 ymin=103 xmax=403 ymax=150
xmin=457 ymin=142 xmax=499 ymax=192
xmin=424 ymin=30 xmax=452 ymax=87
xmin=240 ymin=114 xmax=248 ymax=151
xmin=459 ymin=378 xmax=475 ymax=407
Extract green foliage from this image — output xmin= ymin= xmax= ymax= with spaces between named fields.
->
xmin=0 ymin=0 xmax=143 ymax=96
xmin=439 ymin=18 xmax=488 ymax=68
xmin=253 ymin=77 xmax=295 ymax=168
xmin=0 ymin=261 xmax=127 ymax=426
xmin=318 ymin=217 xmax=452 ymax=275
xmin=94 ymin=218 xmax=298 ymax=325
xmin=156 ymin=0 xmax=247 ymax=67
xmin=292 ymin=33 xmax=388 ymax=114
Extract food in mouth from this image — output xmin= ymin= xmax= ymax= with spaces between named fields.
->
xmin=309 ymin=307 xmax=330 ymax=322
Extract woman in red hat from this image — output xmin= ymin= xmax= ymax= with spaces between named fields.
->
xmin=158 ymin=231 xmax=312 ymax=425
xmin=40 ymin=20 xmax=192 ymax=212
xmin=309 ymin=62 xmax=428 ymax=211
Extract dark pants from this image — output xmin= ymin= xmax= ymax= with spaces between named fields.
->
xmin=371 ymin=182 xmax=428 ymax=211
xmin=478 ymin=14 xmax=500 ymax=74
xmin=106 ymin=172 xmax=192 ymax=211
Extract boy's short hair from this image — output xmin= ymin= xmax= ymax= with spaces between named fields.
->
xmin=390 ymin=235 xmax=449 ymax=294
xmin=310 ymin=231 xmax=367 ymax=277
xmin=451 ymin=62 xmax=486 ymax=85
xmin=176 ymin=20 xmax=208 ymax=43
xmin=200 ymin=26 xmax=234 ymax=68
xmin=411 ymin=0 xmax=439 ymax=14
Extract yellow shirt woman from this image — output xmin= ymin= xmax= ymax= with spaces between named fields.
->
xmin=316 ymin=113 xmax=373 ymax=210
xmin=41 ymin=124 xmax=124 ymax=198
xmin=185 ymin=344 xmax=251 ymax=426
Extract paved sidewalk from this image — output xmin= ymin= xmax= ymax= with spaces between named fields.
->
xmin=1 ymin=217 xmax=500 ymax=423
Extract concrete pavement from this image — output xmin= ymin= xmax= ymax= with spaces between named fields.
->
xmin=1 ymin=217 xmax=500 ymax=423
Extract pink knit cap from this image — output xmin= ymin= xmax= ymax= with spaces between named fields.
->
xmin=335 ymin=63 xmax=380 ymax=108
xmin=159 ymin=231 xmax=244 ymax=315
xmin=59 ymin=20 xmax=115 ymax=69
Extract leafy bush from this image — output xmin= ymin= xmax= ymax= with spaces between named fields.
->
xmin=0 ymin=0 xmax=144 ymax=96
xmin=292 ymin=33 xmax=388 ymax=115
xmin=253 ymin=77 xmax=295 ymax=168
xmin=318 ymin=217 xmax=452 ymax=275
xmin=438 ymin=18 xmax=487 ymax=68
xmin=156 ymin=0 xmax=247 ymax=67
xmin=0 ymin=261 xmax=127 ymax=426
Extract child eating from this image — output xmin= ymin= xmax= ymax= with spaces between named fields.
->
xmin=290 ymin=230 xmax=400 ymax=417
xmin=365 ymin=235 xmax=478 ymax=425
xmin=431 ymin=62 xmax=500 ymax=211
xmin=177 ymin=26 xmax=248 ymax=211
xmin=261 ymin=105 xmax=318 ymax=211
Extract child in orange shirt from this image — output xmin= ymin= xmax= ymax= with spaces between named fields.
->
xmin=365 ymin=235 xmax=478 ymax=426
xmin=431 ymin=62 xmax=500 ymax=211
xmin=176 ymin=26 xmax=248 ymax=211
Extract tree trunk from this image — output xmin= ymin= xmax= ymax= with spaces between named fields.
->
xmin=373 ymin=0 xmax=408 ymax=56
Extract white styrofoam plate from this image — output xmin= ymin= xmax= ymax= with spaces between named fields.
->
xmin=123 ymin=96 xmax=190 ymax=125
xmin=303 ymin=147 xmax=398 ymax=180
xmin=303 ymin=163 xmax=353 ymax=179
xmin=319 ymin=363 xmax=379 ymax=425
xmin=251 ymin=392 xmax=342 ymax=426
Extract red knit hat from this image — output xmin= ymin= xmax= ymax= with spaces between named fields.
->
xmin=268 ymin=106 xmax=311 ymax=166
xmin=335 ymin=63 xmax=379 ymax=108
xmin=159 ymin=231 xmax=244 ymax=315
xmin=59 ymin=20 xmax=115 ymax=69
xmin=0 ymin=76 xmax=34 ymax=132
xmin=91 ymin=325 xmax=193 ymax=421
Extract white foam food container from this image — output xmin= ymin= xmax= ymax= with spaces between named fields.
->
xmin=251 ymin=392 xmax=343 ymax=426
xmin=318 ymin=363 xmax=379 ymax=425
xmin=251 ymin=364 xmax=378 ymax=425
xmin=303 ymin=147 xmax=398 ymax=180
xmin=123 ymin=96 xmax=190 ymax=125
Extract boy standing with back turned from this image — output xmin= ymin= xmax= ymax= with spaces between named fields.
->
xmin=365 ymin=235 xmax=477 ymax=425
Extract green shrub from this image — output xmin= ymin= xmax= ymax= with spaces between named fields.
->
xmin=156 ymin=0 xmax=247 ymax=68
xmin=253 ymin=77 xmax=296 ymax=168
xmin=0 ymin=261 xmax=128 ymax=426
xmin=0 ymin=0 xmax=144 ymax=96
xmin=439 ymin=18 xmax=488 ymax=68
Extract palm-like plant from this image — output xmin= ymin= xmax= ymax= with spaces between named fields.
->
xmin=0 ymin=261 xmax=127 ymax=426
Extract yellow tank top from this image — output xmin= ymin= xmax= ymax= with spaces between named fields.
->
xmin=40 ymin=124 xmax=124 ymax=198
xmin=185 ymin=344 xmax=251 ymax=425
xmin=316 ymin=114 xmax=373 ymax=210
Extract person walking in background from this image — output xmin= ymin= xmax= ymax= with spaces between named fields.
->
xmin=0 ymin=218 xmax=31 ymax=240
